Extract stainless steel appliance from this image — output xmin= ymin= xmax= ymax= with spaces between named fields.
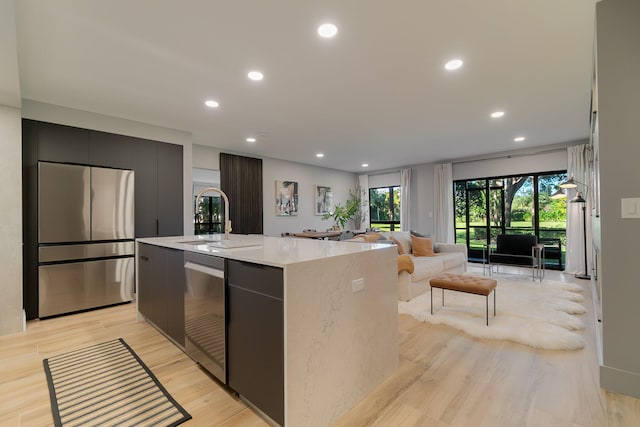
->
xmin=184 ymin=252 xmax=226 ymax=383
xmin=38 ymin=162 xmax=135 ymax=317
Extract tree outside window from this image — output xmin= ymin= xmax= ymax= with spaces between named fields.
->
xmin=369 ymin=186 xmax=401 ymax=231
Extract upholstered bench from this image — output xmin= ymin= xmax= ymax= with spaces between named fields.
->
xmin=429 ymin=273 xmax=498 ymax=325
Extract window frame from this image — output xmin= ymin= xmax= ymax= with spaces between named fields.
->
xmin=369 ymin=185 xmax=401 ymax=231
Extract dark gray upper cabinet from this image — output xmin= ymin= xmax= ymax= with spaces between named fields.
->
xmin=37 ymin=122 xmax=89 ymax=164
xmin=130 ymin=138 xmax=183 ymax=238
xmin=130 ymin=138 xmax=159 ymax=238
xmin=22 ymin=120 xmax=39 ymax=320
xmin=157 ymin=142 xmax=183 ymax=237
xmin=89 ymin=130 xmax=132 ymax=169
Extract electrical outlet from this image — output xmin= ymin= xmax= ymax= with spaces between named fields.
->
xmin=352 ymin=278 xmax=365 ymax=293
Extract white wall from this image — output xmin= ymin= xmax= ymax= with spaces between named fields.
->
xmin=0 ymin=0 xmax=20 ymax=108
xmin=0 ymin=105 xmax=23 ymax=335
xmin=193 ymin=144 xmax=220 ymax=170
xmin=597 ymin=0 xmax=640 ymax=398
xmin=452 ymin=148 xmax=571 ymax=181
xmin=368 ymin=172 xmax=400 ymax=188
xmin=22 ymin=100 xmax=194 ymax=236
xmin=263 ymin=158 xmax=357 ymax=236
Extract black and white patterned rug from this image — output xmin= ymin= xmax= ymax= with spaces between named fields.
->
xmin=43 ymin=338 xmax=191 ymax=427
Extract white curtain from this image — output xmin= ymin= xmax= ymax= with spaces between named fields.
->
xmin=434 ymin=163 xmax=454 ymax=243
xmin=400 ymin=168 xmax=411 ymax=231
xmin=565 ymin=144 xmax=593 ymax=275
xmin=358 ymin=174 xmax=370 ymax=230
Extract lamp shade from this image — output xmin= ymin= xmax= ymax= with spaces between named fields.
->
xmin=551 ymin=188 xmax=566 ymax=199
xmin=559 ymin=176 xmax=578 ymax=189
xmin=570 ymin=191 xmax=586 ymax=203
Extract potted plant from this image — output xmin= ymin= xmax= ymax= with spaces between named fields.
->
xmin=322 ymin=186 xmax=367 ymax=230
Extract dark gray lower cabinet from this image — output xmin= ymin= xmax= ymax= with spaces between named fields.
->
xmin=166 ymin=248 xmax=185 ymax=345
xmin=227 ymin=260 xmax=284 ymax=426
xmin=138 ymin=243 xmax=185 ymax=346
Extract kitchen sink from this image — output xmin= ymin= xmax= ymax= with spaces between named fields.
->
xmin=206 ymin=240 xmax=262 ymax=249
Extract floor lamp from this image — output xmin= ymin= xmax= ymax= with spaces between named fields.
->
xmin=570 ymin=192 xmax=591 ymax=280
xmin=559 ymin=176 xmax=591 ymax=280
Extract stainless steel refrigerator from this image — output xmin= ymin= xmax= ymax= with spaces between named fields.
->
xmin=38 ymin=162 xmax=135 ymax=317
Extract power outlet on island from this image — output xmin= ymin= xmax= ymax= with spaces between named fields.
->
xmin=352 ymin=278 xmax=365 ymax=293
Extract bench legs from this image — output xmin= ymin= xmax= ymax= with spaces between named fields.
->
xmin=430 ymin=287 xmax=496 ymax=326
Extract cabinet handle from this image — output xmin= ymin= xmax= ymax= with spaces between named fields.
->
xmin=140 ymin=255 xmax=149 ymax=261
xmin=156 ymin=219 xmax=159 ymax=236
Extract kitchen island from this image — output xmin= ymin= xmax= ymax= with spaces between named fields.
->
xmin=136 ymin=234 xmax=398 ymax=427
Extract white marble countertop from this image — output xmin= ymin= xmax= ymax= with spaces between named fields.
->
xmin=136 ymin=234 xmax=393 ymax=268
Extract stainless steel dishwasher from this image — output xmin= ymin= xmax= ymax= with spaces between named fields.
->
xmin=184 ymin=252 xmax=226 ymax=383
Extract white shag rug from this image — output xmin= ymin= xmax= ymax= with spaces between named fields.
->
xmin=398 ymin=275 xmax=587 ymax=350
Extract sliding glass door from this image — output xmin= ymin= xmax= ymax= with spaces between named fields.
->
xmin=454 ymin=171 xmax=567 ymax=268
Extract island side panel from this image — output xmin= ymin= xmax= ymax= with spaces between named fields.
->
xmin=284 ymin=245 xmax=398 ymax=427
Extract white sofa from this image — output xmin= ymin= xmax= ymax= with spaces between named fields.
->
xmin=397 ymin=243 xmax=468 ymax=301
xmin=376 ymin=231 xmax=467 ymax=301
xmin=345 ymin=230 xmax=468 ymax=301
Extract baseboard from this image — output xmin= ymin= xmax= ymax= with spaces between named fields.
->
xmin=600 ymin=365 xmax=640 ymax=399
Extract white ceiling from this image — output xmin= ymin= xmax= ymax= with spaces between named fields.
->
xmin=12 ymin=0 xmax=597 ymax=172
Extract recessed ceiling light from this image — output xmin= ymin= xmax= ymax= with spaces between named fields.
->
xmin=362 ymin=163 xmax=369 ymax=168
xmin=246 ymin=137 xmax=256 ymax=143
xmin=205 ymin=100 xmax=219 ymax=108
xmin=514 ymin=136 xmax=526 ymax=142
xmin=316 ymin=153 xmax=325 ymax=158
xmin=318 ymin=23 xmax=338 ymax=38
xmin=248 ymin=71 xmax=264 ymax=81
xmin=444 ymin=59 xmax=463 ymax=71
xmin=491 ymin=111 xmax=505 ymax=118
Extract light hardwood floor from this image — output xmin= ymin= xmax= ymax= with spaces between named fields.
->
xmin=1 ymin=266 xmax=639 ymax=426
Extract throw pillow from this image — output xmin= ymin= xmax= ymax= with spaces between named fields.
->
xmin=397 ymin=254 xmax=415 ymax=274
xmin=411 ymin=230 xmax=439 ymax=252
xmin=390 ymin=236 xmax=406 ymax=255
xmin=411 ymin=235 xmax=436 ymax=257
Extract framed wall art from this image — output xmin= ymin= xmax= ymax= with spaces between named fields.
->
xmin=314 ymin=185 xmax=333 ymax=216
xmin=276 ymin=180 xmax=298 ymax=216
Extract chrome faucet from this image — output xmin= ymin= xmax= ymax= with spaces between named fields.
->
xmin=195 ymin=187 xmax=232 ymax=240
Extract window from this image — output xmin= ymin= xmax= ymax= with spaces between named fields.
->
xmin=454 ymin=171 xmax=567 ymax=269
xmin=369 ymin=186 xmax=401 ymax=231
xmin=194 ymin=195 xmax=222 ymax=235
